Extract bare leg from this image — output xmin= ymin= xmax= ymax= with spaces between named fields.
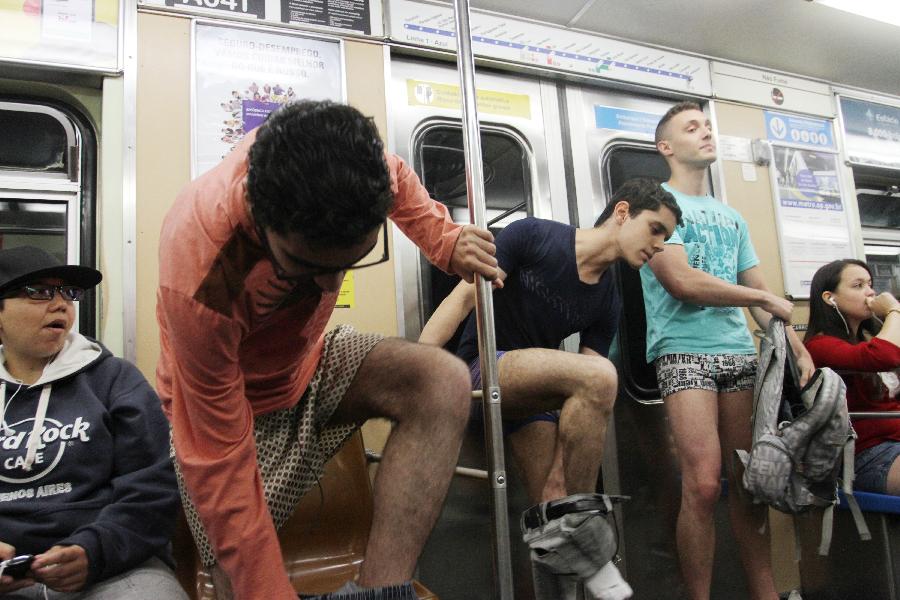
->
xmin=497 ymin=348 xmax=617 ymax=499
xmin=885 ymin=454 xmax=900 ymax=496
xmin=664 ymin=388 xmax=721 ymax=600
xmin=719 ymin=390 xmax=778 ymax=600
xmin=330 ymin=339 xmax=471 ymax=587
xmin=507 ymin=421 xmax=563 ymax=503
xmin=210 ymin=565 xmax=234 ymax=600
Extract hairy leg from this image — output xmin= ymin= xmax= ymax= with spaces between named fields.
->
xmin=507 ymin=421 xmax=563 ymax=503
xmin=497 ymin=348 xmax=617 ymax=499
xmin=718 ymin=389 xmax=778 ymax=600
xmin=330 ymin=339 xmax=471 ymax=587
xmin=664 ymin=388 xmax=721 ymax=600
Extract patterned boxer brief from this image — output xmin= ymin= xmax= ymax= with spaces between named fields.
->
xmin=171 ymin=324 xmax=383 ymax=567
xmin=655 ymin=352 xmax=758 ymax=399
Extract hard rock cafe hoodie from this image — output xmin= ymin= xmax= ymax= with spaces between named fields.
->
xmin=0 ymin=332 xmax=178 ymax=586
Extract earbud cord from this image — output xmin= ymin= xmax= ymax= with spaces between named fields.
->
xmin=831 ymin=302 xmax=850 ymax=337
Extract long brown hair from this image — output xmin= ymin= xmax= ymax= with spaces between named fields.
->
xmin=804 ymin=259 xmax=879 ymax=344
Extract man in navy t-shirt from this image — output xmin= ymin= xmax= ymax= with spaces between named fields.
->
xmin=420 ymin=178 xmax=681 ymax=599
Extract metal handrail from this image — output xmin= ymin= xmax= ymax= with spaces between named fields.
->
xmin=848 ymin=412 xmax=900 ymax=420
xmin=365 ymin=450 xmax=489 ymax=480
xmin=451 ymin=0 xmax=514 ymax=597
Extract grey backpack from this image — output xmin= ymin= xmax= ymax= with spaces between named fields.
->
xmin=735 ymin=318 xmax=870 ymax=554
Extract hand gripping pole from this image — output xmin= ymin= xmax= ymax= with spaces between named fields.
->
xmin=451 ymin=0 xmax=514 ymax=598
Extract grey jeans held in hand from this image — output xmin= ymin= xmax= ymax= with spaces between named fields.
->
xmin=523 ymin=511 xmax=619 ymax=600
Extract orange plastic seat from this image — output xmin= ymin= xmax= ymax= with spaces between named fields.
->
xmin=173 ymin=431 xmax=437 ymax=599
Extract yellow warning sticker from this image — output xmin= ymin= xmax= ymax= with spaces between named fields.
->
xmin=407 ymin=79 xmax=532 ymax=119
xmin=336 ymin=270 xmax=355 ymax=309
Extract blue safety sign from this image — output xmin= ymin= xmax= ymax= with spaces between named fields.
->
xmin=765 ymin=110 xmax=835 ymax=150
xmin=594 ymin=105 xmax=662 ymax=136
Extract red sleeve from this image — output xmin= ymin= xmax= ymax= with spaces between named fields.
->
xmin=805 ymin=334 xmax=900 ymax=373
xmin=386 ymin=153 xmax=462 ymax=274
xmin=158 ymin=287 xmax=296 ymax=600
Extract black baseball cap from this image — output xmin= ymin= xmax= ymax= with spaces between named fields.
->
xmin=0 ymin=246 xmax=102 ymax=298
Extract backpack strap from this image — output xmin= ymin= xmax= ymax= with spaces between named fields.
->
xmin=783 ymin=325 xmax=802 ymax=392
xmin=818 ymin=502 xmax=835 ymax=555
xmin=841 ymin=436 xmax=872 ymax=542
xmin=843 ymin=492 xmax=871 ymax=542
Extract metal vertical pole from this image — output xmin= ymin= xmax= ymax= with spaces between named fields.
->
xmin=451 ymin=1 xmax=515 ymax=598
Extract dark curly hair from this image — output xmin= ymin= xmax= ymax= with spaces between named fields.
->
xmin=593 ymin=177 xmax=683 ymax=227
xmin=247 ymin=101 xmax=394 ymax=248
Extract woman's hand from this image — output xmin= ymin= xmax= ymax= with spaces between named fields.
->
xmin=31 ymin=545 xmax=89 ymax=593
xmin=0 ymin=541 xmax=35 ymax=594
xmin=868 ymin=292 xmax=900 ymax=320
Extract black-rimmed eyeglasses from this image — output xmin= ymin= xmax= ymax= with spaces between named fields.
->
xmin=255 ymin=221 xmax=390 ymax=281
xmin=5 ymin=284 xmax=86 ymax=301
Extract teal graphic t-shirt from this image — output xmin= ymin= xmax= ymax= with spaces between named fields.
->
xmin=640 ymin=183 xmax=760 ymax=362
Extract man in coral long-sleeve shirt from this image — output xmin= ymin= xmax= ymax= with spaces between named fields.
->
xmin=156 ymin=101 xmax=498 ymax=599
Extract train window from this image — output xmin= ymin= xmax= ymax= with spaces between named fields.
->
xmin=605 ymin=147 xmax=671 ymax=191
xmin=0 ymin=200 xmax=68 ymax=259
xmin=851 ymin=165 xmax=900 ymax=295
xmin=0 ymin=107 xmax=73 ymax=176
xmin=602 ymin=144 xmax=671 ymax=403
xmin=416 ymin=126 xmax=532 ymax=228
xmin=0 ymin=100 xmax=96 ymax=336
xmin=413 ymin=124 xmax=534 ymax=349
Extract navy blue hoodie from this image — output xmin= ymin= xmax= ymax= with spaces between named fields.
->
xmin=0 ymin=333 xmax=178 ymax=586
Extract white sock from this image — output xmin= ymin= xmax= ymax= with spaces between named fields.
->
xmin=583 ymin=561 xmax=633 ymax=600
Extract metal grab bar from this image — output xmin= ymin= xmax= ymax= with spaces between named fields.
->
xmin=365 ymin=450 xmax=489 ymax=481
xmin=451 ymin=0 xmax=514 ymax=596
xmin=849 ymin=412 xmax=900 ymax=420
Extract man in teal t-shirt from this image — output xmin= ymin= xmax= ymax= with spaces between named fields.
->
xmin=640 ymin=102 xmax=814 ymax=600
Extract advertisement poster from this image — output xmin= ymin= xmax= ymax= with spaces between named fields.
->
xmin=770 ymin=146 xmax=853 ymax=297
xmin=0 ymin=0 xmax=118 ymax=70
xmin=193 ymin=22 xmax=344 ymax=177
xmin=765 ymin=110 xmax=835 ymax=151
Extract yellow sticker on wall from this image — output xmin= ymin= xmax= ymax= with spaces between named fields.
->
xmin=407 ymin=79 xmax=531 ymax=119
xmin=336 ymin=270 xmax=355 ymax=308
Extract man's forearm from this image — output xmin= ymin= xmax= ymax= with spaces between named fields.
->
xmin=665 ymin=267 xmax=766 ymax=308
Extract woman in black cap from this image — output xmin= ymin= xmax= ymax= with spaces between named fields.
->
xmin=0 ymin=246 xmax=187 ymax=599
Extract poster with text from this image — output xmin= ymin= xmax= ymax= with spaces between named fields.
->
xmin=770 ymin=146 xmax=853 ymax=298
xmin=0 ymin=0 xmax=118 ymax=70
xmin=281 ymin=0 xmax=370 ymax=34
xmin=193 ymin=22 xmax=344 ymax=177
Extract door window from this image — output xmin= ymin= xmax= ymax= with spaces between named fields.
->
xmin=602 ymin=144 xmax=670 ymax=402
xmin=0 ymin=101 xmax=96 ymax=335
xmin=851 ymin=165 xmax=900 ymax=295
xmin=414 ymin=123 xmax=533 ymax=350
xmin=0 ymin=200 xmax=68 ymax=259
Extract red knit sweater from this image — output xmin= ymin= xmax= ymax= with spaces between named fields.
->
xmin=805 ymin=334 xmax=900 ymax=453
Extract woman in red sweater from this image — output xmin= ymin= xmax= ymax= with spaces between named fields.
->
xmin=804 ymin=259 xmax=900 ymax=494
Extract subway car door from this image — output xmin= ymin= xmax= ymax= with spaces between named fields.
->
xmin=389 ymin=55 xmax=566 ymax=599
xmin=566 ymin=87 xmax=752 ymax=599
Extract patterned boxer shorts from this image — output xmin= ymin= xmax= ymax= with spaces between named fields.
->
xmin=171 ymin=324 xmax=384 ymax=566
xmin=655 ymin=352 xmax=758 ymax=399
